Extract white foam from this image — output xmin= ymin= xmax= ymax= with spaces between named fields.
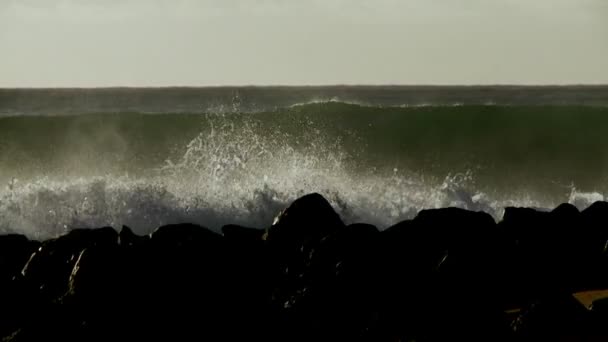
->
xmin=0 ymin=118 xmax=563 ymax=239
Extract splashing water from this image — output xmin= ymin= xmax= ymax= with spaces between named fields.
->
xmin=0 ymin=113 xmax=583 ymax=239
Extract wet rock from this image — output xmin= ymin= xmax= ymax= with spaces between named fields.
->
xmin=118 ymin=225 xmax=149 ymax=247
xmin=266 ymin=192 xmax=344 ymax=248
xmin=21 ymin=227 xmax=118 ymax=301
xmin=221 ymin=224 xmax=273 ymax=340
xmin=0 ymin=235 xmax=40 ymax=338
xmin=512 ymin=293 xmax=591 ymax=339
xmin=4 ymin=195 xmax=608 ymax=341
xmin=222 ymin=224 xmax=265 ymax=244
xmin=0 ymin=234 xmax=38 ymax=282
xmin=283 ymin=223 xmax=381 ymax=340
xmin=150 ymin=223 xmax=222 ymax=246
xmin=4 ymin=228 xmax=118 ymax=342
xmin=265 ymin=193 xmax=345 ymax=283
xmin=143 ymin=223 xmax=231 ymax=340
xmin=502 ymin=203 xmax=607 ymax=295
xmin=590 ymin=296 xmax=608 ymax=314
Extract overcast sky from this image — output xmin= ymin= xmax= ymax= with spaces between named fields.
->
xmin=1 ymin=0 xmax=607 ymax=87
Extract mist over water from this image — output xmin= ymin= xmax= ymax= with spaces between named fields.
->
xmin=1 ymin=87 xmax=607 ymax=238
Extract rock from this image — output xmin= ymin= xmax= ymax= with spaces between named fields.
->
xmin=67 ymin=246 xmax=119 ymax=299
xmin=299 ymin=223 xmax=381 ymax=340
xmin=266 ymin=193 xmax=345 ymax=248
xmin=222 ymin=224 xmax=265 ymax=242
xmin=144 ymin=223 xmax=230 ymax=340
xmin=0 ymin=234 xmax=39 ymax=282
xmin=512 ymin=293 xmax=591 ymax=338
xmin=221 ymin=224 xmax=273 ymax=341
xmin=412 ymin=208 xmax=508 ymax=340
xmin=265 ymin=193 xmax=345 ymax=281
xmin=0 ymin=235 xmax=40 ymax=338
xmin=588 ymin=296 xmax=608 ymax=338
xmin=375 ymin=209 xmax=510 ymax=340
xmin=500 ymin=204 xmax=599 ymax=295
xmin=263 ymin=193 xmax=344 ymax=295
xmin=582 ymin=202 xmax=608 ymax=261
xmin=4 ymin=228 xmax=118 ymax=342
xmin=21 ymin=227 xmax=118 ymax=301
xmin=118 ymin=225 xmax=149 ymax=247
xmin=150 ymin=223 xmax=222 ymax=245
xmin=590 ymin=297 xmax=608 ymax=314
xmin=4 ymin=196 xmax=608 ymax=341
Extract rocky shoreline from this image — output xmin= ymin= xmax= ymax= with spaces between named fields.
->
xmin=2 ymin=193 xmax=608 ymax=341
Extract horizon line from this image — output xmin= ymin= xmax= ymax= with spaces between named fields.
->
xmin=2 ymin=83 xmax=608 ymax=90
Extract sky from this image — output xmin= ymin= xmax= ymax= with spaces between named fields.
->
xmin=1 ymin=0 xmax=607 ymax=87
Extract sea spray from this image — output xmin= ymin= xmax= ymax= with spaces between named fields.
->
xmin=0 ymin=114 xmax=558 ymax=239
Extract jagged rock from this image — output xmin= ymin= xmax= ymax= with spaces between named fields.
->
xmin=139 ymin=223 xmax=230 ymax=340
xmin=264 ymin=194 xmax=344 ymax=295
xmin=0 ymin=234 xmax=39 ymax=282
xmin=21 ymin=227 xmax=118 ymax=301
xmin=502 ymin=203 xmax=607 ymax=295
xmin=4 ymin=196 xmax=608 ymax=341
xmin=220 ymin=224 xmax=273 ymax=341
xmin=512 ymin=293 xmax=591 ymax=338
xmin=590 ymin=296 xmax=608 ymax=314
xmin=222 ymin=224 xmax=265 ymax=242
xmin=118 ymin=225 xmax=149 ymax=247
xmin=67 ymin=246 xmax=120 ymax=299
xmin=2 ymin=228 xmax=118 ymax=342
xmin=374 ymin=209 xmax=511 ymax=340
xmin=150 ymin=223 xmax=222 ymax=246
xmin=0 ymin=235 xmax=40 ymax=338
xmin=589 ymin=296 xmax=608 ymax=334
xmin=297 ymin=223 xmax=381 ymax=340
xmin=265 ymin=193 xmax=345 ymax=284
xmin=266 ymin=193 xmax=344 ymax=248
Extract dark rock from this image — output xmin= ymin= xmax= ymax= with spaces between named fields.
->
xmin=4 ymin=228 xmax=118 ymax=342
xmin=0 ymin=234 xmax=38 ymax=282
xmin=590 ymin=296 xmax=608 ymax=314
xmin=150 ymin=223 xmax=222 ymax=246
xmin=118 ymin=225 xmax=149 ymax=247
xmin=512 ymin=293 xmax=591 ymax=338
xmin=21 ymin=227 xmax=118 ymax=301
xmin=136 ymin=223 xmax=231 ymax=340
xmin=221 ymin=224 xmax=273 ymax=341
xmin=5 ymin=196 xmax=608 ymax=341
xmin=502 ymin=203 xmax=606 ymax=295
xmin=374 ymin=208 xmax=512 ymax=340
xmin=67 ymin=246 xmax=119 ymax=299
xmin=0 ymin=235 xmax=40 ymax=338
xmin=503 ymin=205 xmax=573 ymax=284
xmin=266 ymin=192 xmax=345 ymax=248
xmin=222 ymin=224 xmax=265 ymax=242
xmin=265 ymin=193 xmax=345 ymax=284
xmin=296 ymin=223 xmax=381 ymax=340
xmin=589 ymin=296 xmax=608 ymax=335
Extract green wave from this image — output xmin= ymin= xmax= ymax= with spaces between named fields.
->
xmin=1 ymin=103 xmax=607 ymax=198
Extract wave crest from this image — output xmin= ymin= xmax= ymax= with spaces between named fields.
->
xmin=0 ymin=115 xmax=563 ymax=239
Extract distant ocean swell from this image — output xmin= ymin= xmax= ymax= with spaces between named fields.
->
xmin=1 ymin=102 xmax=607 ymax=238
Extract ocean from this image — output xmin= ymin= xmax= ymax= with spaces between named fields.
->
xmin=1 ymin=86 xmax=607 ymax=238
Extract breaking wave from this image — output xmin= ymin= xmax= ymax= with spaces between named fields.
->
xmin=1 ymin=101 xmax=607 ymax=238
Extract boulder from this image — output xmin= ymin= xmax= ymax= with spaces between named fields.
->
xmin=500 ymin=205 xmax=593 ymax=294
xmin=222 ymin=224 xmax=265 ymax=242
xmin=0 ymin=234 xmax=39 ymax=282
xmin=118 ymin=225 xmax=149 ymax=247
xmin=512 ymin=293 xmax=590 ymax=339
xmin=265 ymin=193 xmax=345 ymax=248
xmin=21 ymin=227 xmax=118 ymax=301
xmin=0 ymin=235 xmax=39 ymax=338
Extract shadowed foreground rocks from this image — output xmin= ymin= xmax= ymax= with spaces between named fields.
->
xmin=3 ymin=193 xmax=608 ymax=341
